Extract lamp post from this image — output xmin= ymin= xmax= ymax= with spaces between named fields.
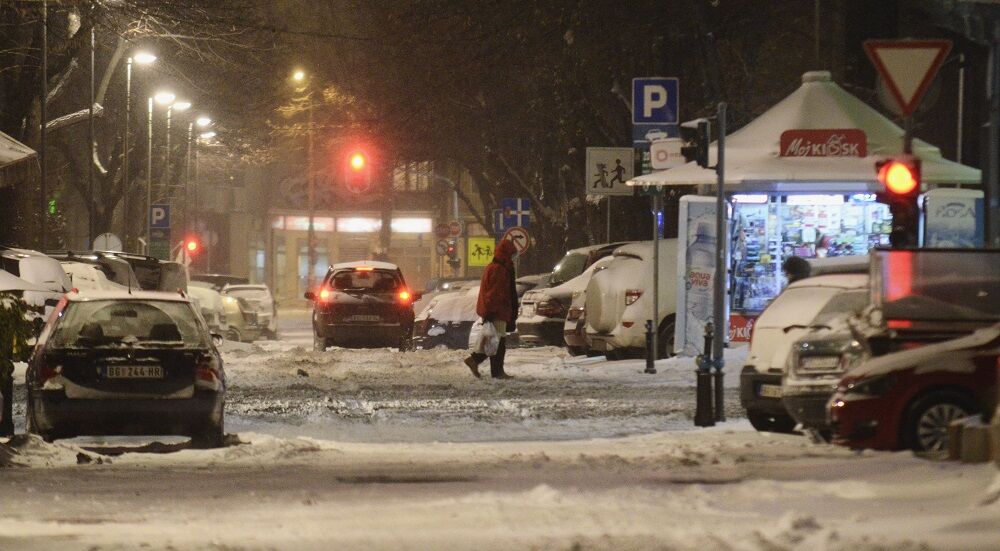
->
xmin=292 ymin=69 xmax=317 ymax=291
xmin=123 ymin=51 xmax=156 ymax=251
xmin=185 ymin=117 xmax=212 ymax=247
xmin=147 ymin=91 xmax=175 ymax=248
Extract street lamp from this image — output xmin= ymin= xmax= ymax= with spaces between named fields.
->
xmin=147 ymin=90 xmax=177 ymax=250
xmin=184 ymin=115 xmax=212 ymax=251
xmin=196 ymin=116 xmax=212 ymax=127
xmin=123 ymin=50 xmax=156 ymax=251
xmin=290 ymin=68 xmax=317 ymax=290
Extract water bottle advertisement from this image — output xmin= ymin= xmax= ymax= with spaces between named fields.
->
xmin=675 ymin=195 xmax=726 ymax=356
xmin=921 ymin=188 xmax=984 ymax=248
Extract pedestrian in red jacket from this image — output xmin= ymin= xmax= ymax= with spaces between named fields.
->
xmin=465 ymin=238 xmax=518 ymax=379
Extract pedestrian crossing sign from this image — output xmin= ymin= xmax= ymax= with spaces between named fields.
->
xmin=467 ymin=237 xmax=496 ymax=267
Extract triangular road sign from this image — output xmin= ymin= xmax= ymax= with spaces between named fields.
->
xmin=864 ymin=40 xmax=952 ymax=117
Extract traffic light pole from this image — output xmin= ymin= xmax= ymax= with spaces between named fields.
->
xmin=711 ymin=102 xmax=727 ymax=423
xmin=306 ymin=96 xmax=317 ymax=291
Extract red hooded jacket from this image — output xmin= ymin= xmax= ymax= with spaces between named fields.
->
xmin=476 ymin=238 xmax=518 ymax=325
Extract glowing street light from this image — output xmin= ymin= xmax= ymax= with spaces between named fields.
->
xmin=154 ymin=91 xmax=176 ymax=105
xmin=196 ymin=116 xmax=212 ymax=127
xmin=199 ymin=131 xmax=217 ymax=140
xmin=173 ymin=100 xmax=191 ymax=112
xmin=123 ymin=50 xmax=157 ymax=248
xmin=133 ymin=51 xmax=157 ymax=65
xmin=292 ymin=69 xmax=306 ymax=82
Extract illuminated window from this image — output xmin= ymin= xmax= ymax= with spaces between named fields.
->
xmin=285 ymin=216 xmax=334 ymax=232
xmin=390 ymin=218 xmax=432 ymax=233
xmin=337 ymin=217 xmax=381 ymax=233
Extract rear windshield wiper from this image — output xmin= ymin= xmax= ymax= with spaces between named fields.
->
xmin=783 ymin=323 xmax=831 ymax=333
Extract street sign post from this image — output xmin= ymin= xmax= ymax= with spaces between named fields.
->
xmin=650 ymin=138 xmax=686 ymax=170
xmin=501 ymin=226 xmax=530 ymax=255
xmin=92 ymin=232 xmax=123 ymax=252
xmin=585 ymin=147 xmax=635 ymax=197
xmin=449 ymin=220 xmax=464 ymax=237
xmin=864 ymin=40 xmax=952 ymax=118
xmin=434 ymin=223 xmax=451 ymax=239
xmin=148 ymin=204 xmax=171 ymax=260
xmin=435 ymin=239 xmax=450 ymax=256
xmin=149 ymin=204 xmax=171 ymax=229
xmin=500 ymin=198 xmax=531 ymax=230
xmin=632 ymin=77 xmax=680 ymax=148
xmin=467 ymin=236 xmax=496 ymax=267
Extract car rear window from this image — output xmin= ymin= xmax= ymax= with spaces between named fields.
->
xmin=330 ymin=269 xmax=401 ymax=292
xmin=49 ymin=300 xmax=207 ymax=348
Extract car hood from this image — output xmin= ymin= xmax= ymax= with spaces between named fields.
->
xmin=847 ymin=325 xmax=1000 ymax=380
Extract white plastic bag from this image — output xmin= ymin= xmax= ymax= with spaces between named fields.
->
xmin=468 ymin=317 xmax=500 ymax=356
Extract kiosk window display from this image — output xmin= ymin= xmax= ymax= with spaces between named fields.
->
xmin=730 ymin=193 xmax=891 ymax=313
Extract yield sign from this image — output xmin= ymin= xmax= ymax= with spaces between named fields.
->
xmin=864 ymin=40 xmax=952 ymax=117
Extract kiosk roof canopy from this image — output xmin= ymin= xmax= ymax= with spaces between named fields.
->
xmin=630 ymin=71 xmax=980 ymax=189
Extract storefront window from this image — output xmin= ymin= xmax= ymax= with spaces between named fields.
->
xmin=298 ymin=244 xmax=329 ymax=295
xmin=730 ymin=193 xmax=891 ymax=313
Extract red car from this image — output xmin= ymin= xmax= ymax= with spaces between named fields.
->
xmin=828 ymin=324 xmax=999 ymax=451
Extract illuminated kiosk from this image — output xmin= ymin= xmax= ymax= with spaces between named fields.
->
xmin=627 ymin=71 xmax=982 ymax=355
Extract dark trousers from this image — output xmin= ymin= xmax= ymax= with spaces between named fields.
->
xmin=470 ymin=337 xmax=507 ymax=377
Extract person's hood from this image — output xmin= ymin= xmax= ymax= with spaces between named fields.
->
xmin=494 ymin=239 xmax=517 ymax=263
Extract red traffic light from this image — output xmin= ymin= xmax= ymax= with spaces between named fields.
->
xmin=349 ymin=152 xmax=366 ymax=171
xmin=185 ymin=238 xmax=200 ymax=254
xmin=877 ymin=157 xmax=920 ymax=196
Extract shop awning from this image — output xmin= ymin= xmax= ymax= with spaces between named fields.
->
xmin=0 ymin=130 xmax=38 ymax=188
xmin=628 ymin=71 xmax=981 ymax=190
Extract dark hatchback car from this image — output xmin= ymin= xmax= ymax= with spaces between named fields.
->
xmin=26 ymin=290 xmax=226 ymax=448
xmin=306 ymin=261 xmax=421 ymax=351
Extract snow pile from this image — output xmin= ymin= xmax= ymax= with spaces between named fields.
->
xmin=0 ymin=434 xmax=108 ymax=468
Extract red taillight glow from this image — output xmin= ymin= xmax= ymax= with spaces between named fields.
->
xmin=319 ymin=288 xmax=332 ymax=302
xmin=196 ymin=356 xmax=220 ymax=386
xmin=355 ymin=266 xmax=374 ymax=272
xmin=398 ymin=290 xmax=411 ymax=303
xmin=37 ymin=363 xmax=59 ymax=383
xmin=625 ymin=289 xmax=643 ymax=306
xmin=887 ymin=319 xmax=914 ymax=329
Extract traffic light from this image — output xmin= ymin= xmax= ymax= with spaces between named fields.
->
xmin=344 ymin=150 xmax=372 ymax=194
xmin=184 ymin=237 xmax=201 ymax=256
xmin=446 ymin=239 xmax=460 ymax=269
xmin=875 ymin=155 xmax=921 ymax=248
xmin=680 ymin=118 xmax=710 ymax=168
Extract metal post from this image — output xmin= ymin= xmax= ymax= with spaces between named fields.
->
xmin=644 ymin=320 xmax=656 ymax=374
xmin=649 ymin=190 xmax=661 ymax=370
xmin=88 ymin=23 xmax=95 ymax=245
xmin=40 ymin=0 xmax=47 ymax=248
xmin=184 ymin=122 xmax=192 ymax=242
xmin=165 ymin=105 xmax=172 ymax=199
xmin=957 ymin=53 xmax=965 ymax=164
xmin=306 ymin=94 xmax=316 ymax=291
xmin=694 ymin=322 xmax=715 ymax=427
xmin=124 ymin=58 xmax=132 ymax=250
xmin=606 ymin=196 xmax=612 ymax=242
xmin=146 ymin=97 xmax=152 ymax=245
xmin=712 ymin=102 xmax=727 ymax=418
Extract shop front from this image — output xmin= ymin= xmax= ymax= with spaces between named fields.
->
xmin=629 ymin=71 xmax=982 ymax=356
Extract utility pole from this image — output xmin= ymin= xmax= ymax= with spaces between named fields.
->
xmin=712 ymin=102 xmax=727 ymax=422
xmin=306 ymin=94 xmax=317 ymax=290
xmin=88 ymin=20 xmax=95 ymax=245
xmin=40 ymin=0 xmax=48 ymax=248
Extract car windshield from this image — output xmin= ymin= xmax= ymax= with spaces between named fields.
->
xmin=224 ymin=286 xmax=270 ymax=300
xmin=550 ymin=253 xmax=588 ymax=285
xmin=330 ymin=269 xmax=401 ymax=292
xmin=873 ymin=250 xmax=1000 ymax=322
xmin=810 ymin=289 xmax=868 ymax=326
xmin=49 ymin=300 xmax=208 ymax=348
xmin=755 ymin=287 xmax=845 ymax=329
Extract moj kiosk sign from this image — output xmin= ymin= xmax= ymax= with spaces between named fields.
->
xmin=780 ymin=129 xmax=867 ymax=157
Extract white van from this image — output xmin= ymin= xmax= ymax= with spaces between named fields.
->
xmin=584 ymin=240 xmax=678 ymax=359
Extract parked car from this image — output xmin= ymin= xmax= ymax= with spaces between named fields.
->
xmin=516 ymin=272 xmax=551 ymax=296
xmin=520 ymin=253 xmax=619 ymax=347
xmin=829 ymin=324 xmax=1000 ymax=452
xmin=740 ymin=274 xmax=868 ymax=433
xmin=413 ymin=277 xmax=478 ymax=318
xmin=0 ymin=247 xmax=72 ymax=327
xmin=60 ymin=261 xmax=128 ymax=292
xmin=187 ymin=284 xmax=229 ymax=336
xmin=222 ymin=284 xmax=278 ymax=339
xmin=46 ymin=251 xmax=142 ymax=289
xmin=25 ymin=290 xmax=226 ymax=448
xmin=518 ymin=243 xmax=627 ymax=347
xmin=190 ymin=273 xmax=250 ymax=290
xmin=413 ymin=284 xmax=480 ymax=349
xmin=782 ymin=330 xmax=864 ymax=440
xmin=584 ymin=240 xmax=678 ymax=359
xmin=827 ymin=248 xmax=1000 ymax=451
xmin=221 ymin=293 xmax=260 ymax=343
xmin=305 ymin=261 xmax=420 ymax=351
xmin=99 ymin=252 xmax=187 ymax=292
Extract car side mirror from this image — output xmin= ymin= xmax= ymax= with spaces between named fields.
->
xmin=304 ymin=291 xmax=316 ymax=301
xmin=211 ymin=333 xmax=224 ymax=346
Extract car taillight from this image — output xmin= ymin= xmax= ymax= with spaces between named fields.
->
xmin=37 ymin=361 xmax=60 ymax=384
xmin=398 ymin=290 xmax=412 ymax=304
xmin=195 ymin=355 xmax=221 ymax=390
xmin=536 ymin=300 xmax=565 ymax=318
xmin=318 ymin=288 xmax=332 ymax=303
xmin=625 ymin=289 xmax=643 ymax=306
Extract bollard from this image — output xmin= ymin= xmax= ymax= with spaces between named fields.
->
xmin=644 ymin=319 xmax=657 ymax=374
xmin=694 ymin=322 xmax=715 ymax=427
xmin=713 ymin=369 xmax=725 ymax=422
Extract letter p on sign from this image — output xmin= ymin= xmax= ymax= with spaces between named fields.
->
xmin=632 ymin=77 xmax=679 ymax=125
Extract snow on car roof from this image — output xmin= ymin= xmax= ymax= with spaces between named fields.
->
xmin=331 ymin=260 xmax=399 ymax=271
xmin=786 ymin=273 xmax=868 ymax=290
xmin=65 ymin=289 xmax=192 ymax=302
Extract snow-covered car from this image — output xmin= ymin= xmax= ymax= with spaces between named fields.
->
xmin=584 ymin=240 xmax=678 ymax=359
xmin=516 ymin=272 xmax=551 ymax=296
xmin=25 ymin=290 xmax=226 ymax=448
xmin=187 ymin=284 xmax=229 ymax=336
xmin=829 ymin=324 xmax=1000 ymax=452
xmin=739 ymin=274 xmax=868 ymax=433
xmin=222 ymin=284 xmax=278 ymax=339
xmin=59 ymin=261 xmax=128 ymax=292
xmin=518 ymin=243 xmax=628 ymax=347
xmin=782 ymin=330 xmax=865 ymax=439
xmin=190 ymin=273 xmax=250 ymax=290
xmin=520 ymin=253 xmax=619 ymax=348
xmin=221 ymin=293 xmax=260 ymax=343
xmin=413 ymin=277 xmax=478 ymax=319
xmin=306 ymin=261 xmax=420 ymax=351
xmin=47 ymin=251 xmax=142 ymax=289
xmin=0 ymin=248 xmax=72 ymax=324
xmin=563 ymin=288 xmax=590 ymax=356
xmin=413 ymin=284 xmax=479 ymax=349
xmin=98 ymin=252 xmax=188 ymax=292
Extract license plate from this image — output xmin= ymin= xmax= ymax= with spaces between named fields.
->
xmin=800 ymin=356 xmax=840 ymax=371
xmin=758 ymin=384 xmax=782 ymax=398
xmin=106 ymin=365 xmax=164 ymax=379
xmin=349 ymin=314 xmax=381 ymax=322
xmin=520 ymin=305 xmax=535 ymax=317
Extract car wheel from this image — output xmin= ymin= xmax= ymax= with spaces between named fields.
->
xmin=25 ymin=395 xmax=55 ymax=443
xmin=190 ymin=412 xmax=225 ymax=449
xmin=903 ymin=390 xmax=976 ymax=452
xmin=747 ymin=410 xmax=797 ymax=433
xmin=226 ymin=328 xmax=241 ymax=342
xmin=657 ymin=317 xmax=676 ymax=359
xmin=605 ymin=349 xmax=624 ymax=361
xmin=313 ymin=333 xmax=328 ymax=352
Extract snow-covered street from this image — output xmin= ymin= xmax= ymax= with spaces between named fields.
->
xmin=1 ymin=310 xmax=999 ymax=550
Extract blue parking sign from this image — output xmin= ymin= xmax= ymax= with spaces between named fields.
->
xmin=149 ymin=204 xmax=171 ymax=229
xmin=632 ymin=77 xmax=679 ymax=124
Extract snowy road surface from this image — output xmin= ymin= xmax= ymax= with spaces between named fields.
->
xmin=1 ymin=309 xmax=998 ymax=550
